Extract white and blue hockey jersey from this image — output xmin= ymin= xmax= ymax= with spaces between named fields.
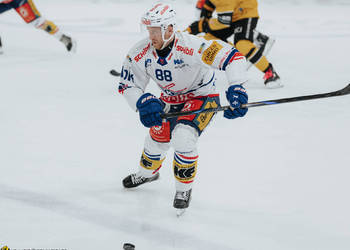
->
xmin=118 ymin=31 xmax=247 ymax=111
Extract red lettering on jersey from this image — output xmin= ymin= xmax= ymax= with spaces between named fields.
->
xmin=149 ymin=3 xmax=162 ymax=12
xmin=160 ymin=92 xmax=196 ymax=104
xmin=164 ymin=83 xmax=175 ymax=89
xmin=176 ymin=45 xmax=194 ymax=56
xmin=160 ymin=5 xmax=169 ymax=15
xmin=134 ymin=43 xmax=151 ymax=62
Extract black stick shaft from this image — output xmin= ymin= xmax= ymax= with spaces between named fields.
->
xmin=161 ymin=84 xmax=350 ymax=119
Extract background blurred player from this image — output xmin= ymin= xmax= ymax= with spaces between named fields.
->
xmin=187 ymin=0 xmax=282 ymax=88
xmin=0 ymin=0 xmax=76 ymax=53
xmin=118 ymin=2 xmax=249 ymax=214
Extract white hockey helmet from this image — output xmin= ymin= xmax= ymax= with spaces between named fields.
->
xmin=141 ymin=2 xmax=176 ymax=48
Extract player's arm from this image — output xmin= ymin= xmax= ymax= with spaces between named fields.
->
xmin=118 ymin=54 xmax=163 ymax=128
xmin=195 ymin=38 xmax=249 ymax=119
xmin=118 ymin=54 xmax=150 ymax=111
xmin=200 ymin=0 xmax=215 ymax=19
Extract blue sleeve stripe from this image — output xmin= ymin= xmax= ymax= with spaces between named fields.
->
xmin=222 ymin=49 xmax=239 ymax=71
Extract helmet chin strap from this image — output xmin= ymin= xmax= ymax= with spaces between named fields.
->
xmin=160 ymin=28 xmax=175 ymax=50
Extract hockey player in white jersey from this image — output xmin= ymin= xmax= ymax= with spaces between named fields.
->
xmin=119 ymin=2 xmax=249 ymax=212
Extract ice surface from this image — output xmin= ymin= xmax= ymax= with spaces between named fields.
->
xmin=1 ymin=0 xmax=349 ymax=249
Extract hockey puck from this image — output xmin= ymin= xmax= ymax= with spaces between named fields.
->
xmin=110 ymin=69 xmax=121 ymax=77
xmin=123 ymin=243 xmax=135 ymax=250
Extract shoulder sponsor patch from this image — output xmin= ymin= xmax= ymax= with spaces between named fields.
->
xmin=202 ymin=41 xmax=223 ymax=65
xmin=134 ymin=43 xmax=151 ymax=62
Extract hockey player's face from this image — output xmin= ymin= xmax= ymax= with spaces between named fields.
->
xmin=147 ymin=27 xmax=164 ymax=50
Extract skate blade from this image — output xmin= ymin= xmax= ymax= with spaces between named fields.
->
xmin=265 ymin=79 xmax=283 ymax=89
xmin=70 ymin=40 xmax=77 ymax=53
xmin=176 ymin=209 xmax=186 ymax=217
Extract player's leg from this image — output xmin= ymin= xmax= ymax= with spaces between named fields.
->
xmin=233 ymin=18 xmax=282 ymax=88
xmin=171 ymin=95 xmax=220 ymax=209
xmin=253 ymin=29 xmax=275 ymax=57
xmin=13 ymin=0 xmax=76 ymax=52
xmin=122 ymin=125 xmax=171 ymax=188
xmin=171 ymin=124 xmax=198 ymax=209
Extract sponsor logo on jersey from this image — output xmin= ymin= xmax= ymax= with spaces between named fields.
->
xmin=157 ymin=57 xmax=168 ymax=66
xmin=134 ymin=43 xmax=151 ymax=62
xmin=176 ymin=45 xmax=194 ymax=56
xmin=158 ymin=83 xmax=188 ymax=96
xmin=202 ymin=41 xmax=223 ymax=65
xmin=120 ymin=66 xmax=134 ymax=83
xmin=160 ymin=5 xmax=169 ymax=15
xmin=118 ymin=83 xmax=131 ymax=95
xmin=198 ymin=43 xmax=205 ymax=54
xmin=145 ymin=59 xmax=151 ymax=67
xmin=174 ymin=59 xmax=184 ymax=65
xmin=160 ymin=92 xmax=196 ymax=104
xmin=140 ymin=94 xmax=157 ymax=104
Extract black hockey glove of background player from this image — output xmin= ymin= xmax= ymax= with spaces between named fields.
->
xmin=186 ymin=18 xmax=209 ymax=35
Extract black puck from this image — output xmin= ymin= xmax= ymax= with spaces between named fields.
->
xmin=123 ymin=243 xmax=135 ymax=250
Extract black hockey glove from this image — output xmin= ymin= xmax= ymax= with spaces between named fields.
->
xmin=186 ymin=18 xmax=209 ymax=35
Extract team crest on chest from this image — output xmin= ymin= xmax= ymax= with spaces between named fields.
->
xmin=157 ymin=57 xmax=168 ymax=66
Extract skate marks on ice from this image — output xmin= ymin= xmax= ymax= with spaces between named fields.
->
xmin=0 ymin=184 xmax=234 ymax=250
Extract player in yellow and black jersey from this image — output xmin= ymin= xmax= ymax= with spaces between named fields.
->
xmin=0 ymin=0 xmax=76 ymax=53
xmin=187 ymin=0 xmax=283 ymax=88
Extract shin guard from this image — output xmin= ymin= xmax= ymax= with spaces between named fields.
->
xmin=173 ymin=152 xmax=198 ymax=191
xmin=140 ymin=150 xmax=165 ymax=176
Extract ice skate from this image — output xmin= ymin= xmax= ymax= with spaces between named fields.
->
xmin=122 ymin=172 xmax=159 ymax=188
xmin=264 ymin=64 xmax=283 ymax=89
xmin=173 ymin=189 xmax=192 ymax=216
xmin=60 ymin=34 xmax=77 ymax=52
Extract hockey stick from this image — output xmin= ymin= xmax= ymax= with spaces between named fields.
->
xmin=161 ymin=84 xmax=350 ymax=119
xmin=110 ymin=69 xmax=121 ymax=77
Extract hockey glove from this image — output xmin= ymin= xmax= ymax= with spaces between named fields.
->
xmin=224 ymin=85 xmax=248 ymax=119
xmin=186 ymin=18 xmax=208 ymax=35
xmin=136 ymin=93 xmax=164 ymax=128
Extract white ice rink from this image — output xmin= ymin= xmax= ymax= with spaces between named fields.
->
xmin=1 ymin=0 xmax=350 ymax=249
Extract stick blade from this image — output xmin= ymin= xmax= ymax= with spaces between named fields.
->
xmin=110 ymin=69 xmax=121 ymax=77
xmin=339 ymin=83 xmax=350 ymax=95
